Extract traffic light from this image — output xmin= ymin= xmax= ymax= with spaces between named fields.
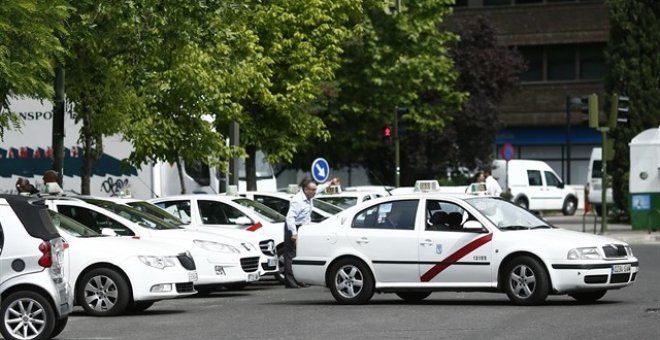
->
xmin=616 ymin=95 xmax=629 ymax=124
xmin=396 ymin=106 xmax=409 ymax=136
xmin=580 ymin=94 xmax=598 ymax=128
xmin=383 ymin=125 xmax=392 ymax=144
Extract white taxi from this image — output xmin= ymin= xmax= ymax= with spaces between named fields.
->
xmin=292 ymin=194 xmax=639 ymax=305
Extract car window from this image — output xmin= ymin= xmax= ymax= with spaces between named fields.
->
xmin=254 ymin=195 xmax=290 ymax=215
xmin=527 ymin=170 xmax=543 ymax=186
xmin=425 ymin=200 xmax=470 ymax=232
xmin=466 ymin=197 xmax=552 ymax=230
xmin=128 ymin=201 xmax=186 ymax=226
xmin=352 ymin=200 xmax=418 ymax=230
xmin=57 ymin=205 xmax=135 ymax=236
xmin=316 ymin=196 xmax=358 ymax=209
xmin=233 ymin=198 xmax=286 ymax=223
xmin=154 ymin=200 xmax=192 ymax=224
xmin=49 ymin=210 xmax=101 ymax=238
xmin=198 ymin=200 xmax=234 ymax=224
xmin=544 ymin=171 xmax=561 ymax=187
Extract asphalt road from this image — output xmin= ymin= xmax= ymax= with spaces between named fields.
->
xmin=47 ymin=245 xmax=660 ymax=340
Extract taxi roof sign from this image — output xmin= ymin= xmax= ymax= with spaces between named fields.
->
xmin=414 ymin=180 xmax=439 ymax=193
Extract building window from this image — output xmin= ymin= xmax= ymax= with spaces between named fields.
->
xmin=579 ymin=43 xmax=606 ymax=79
xmin=484 ymin=0 xmax=512 ymax=6
xmin=519 ymin=46 xmax=544 ymax=81
xmin=547 ymin=45 xmax=576 ymax=80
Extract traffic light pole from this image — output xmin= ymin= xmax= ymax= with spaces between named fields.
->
xmin=394 ymin=106 xmax=400 ymax=187
xmin=599 ymin=127 xmax=609 ymax=234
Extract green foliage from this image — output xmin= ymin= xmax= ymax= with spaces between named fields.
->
xmin=605 ymin=0 xmax=660 ymax=216
xmin=0 ymin=0 xmax=70 ymax=139
xmin=290 ymin=0 xmax=465 ymax=186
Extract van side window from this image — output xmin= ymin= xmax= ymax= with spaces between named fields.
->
xmin=544 ymin=171 xmax=561 ymax=187
xmin=527 ymin=170 xmax=543 ymax=186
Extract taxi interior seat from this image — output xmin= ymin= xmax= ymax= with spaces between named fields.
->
xmin=446 ymin=212 xmax=464 ymax=231
xmin=428 ymin=211 xmax=448 ymax=231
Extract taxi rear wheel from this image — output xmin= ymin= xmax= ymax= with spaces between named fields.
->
xmin=0 ymin=291 xmax=56 ymax=340
xmin=395 ymin=291 xmax=432 ymax=302
xmin=329 ymin=259 xmax=374 ymax=305
xmin=503 ymin=256 xmax=549 ymax=306
xmin=569 ymin=290 xmax=607 ymax=303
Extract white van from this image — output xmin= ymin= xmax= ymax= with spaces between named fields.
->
xmin=492 ymin=159 xmax=578 ymax=215
xmin=587 ymin=147 xmax=614 ymax=214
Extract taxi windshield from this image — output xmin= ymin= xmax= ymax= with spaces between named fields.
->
xmin=83 ymin=199 xmax=183 ymax=230
xmin=233 ymin=198 xmax=286 ymax=223
xmin=465 ymin=197 xmax=553 ymax=231
xmin=315 ymin=196 xmax=358 ymax=209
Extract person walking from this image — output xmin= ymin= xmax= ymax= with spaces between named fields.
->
xmin=15 ymin=177 xmax=39 ymax=195
xmin=283 ymin=176 xmax=339 ymax=288
xmin=484 ymin=168 xmax=502 ymax=197
xmin=42 ymin=170 xmax=63 ymax=194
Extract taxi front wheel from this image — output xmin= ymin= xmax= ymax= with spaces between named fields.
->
xmin=503 ymin=256 xmax=549 ymax=306
xmin=329 ymin=258 xmax=374 ymax=304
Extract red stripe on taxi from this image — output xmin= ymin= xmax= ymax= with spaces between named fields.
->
xmin=246 ymin=222 xmax=263 ymax=232
xmin=420 ymin=233 xmax=493 ymax=282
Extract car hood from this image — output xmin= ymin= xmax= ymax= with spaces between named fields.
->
xmin=61 ymin=233 xmax=188 ymax=257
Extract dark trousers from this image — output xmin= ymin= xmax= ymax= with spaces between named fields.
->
xmin=283 ymin=224 xmax=300 ymax=287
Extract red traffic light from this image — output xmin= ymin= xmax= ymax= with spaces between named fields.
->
xmin=383 ymin=126 xmax=392 ymax=138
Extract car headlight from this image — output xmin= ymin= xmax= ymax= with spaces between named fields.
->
xmin=193 ymin=240 xmax=241 ymax=254
xmin=624 ymin=245 xmax=633 ymax=257
xmin=567 ymin=247 xmax=602 ymax=260
xmin=138 ymin=256 xmax=176 ymax=269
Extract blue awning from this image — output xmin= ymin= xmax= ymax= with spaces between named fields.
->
xmin=496 ymin=127 xmax=601 ymax=145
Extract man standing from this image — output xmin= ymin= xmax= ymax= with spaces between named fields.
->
xmin=42 ymin=170 xmax=63 ymax=194
xmin=484 ymin=168 xmax=502 ymax=197
xmin=283 ymin=176 xmax=339 ymax=288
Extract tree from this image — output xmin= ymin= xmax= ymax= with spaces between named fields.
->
xmin=0 ymin=0 xmax=70 ymax=139
xmin=229 ymin=0 xmax=357 ymax=190
xmin=605 ymin=0 xmax=660 ymax=216
xmin=290 ymin=0 xmax=465 ymax=186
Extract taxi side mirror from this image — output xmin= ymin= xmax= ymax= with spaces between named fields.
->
xmin=463 ymin=220 xmax=484 ymax=232
xmin=101 ymin=228 xmax=118 ymax=236
xmin=234 ymin=216 xmax=252 ymax=226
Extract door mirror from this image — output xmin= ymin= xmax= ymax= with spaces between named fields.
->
xmin=463 ymin=220 xmax=484 ymax=231
xmin=557 ymin=182 xmax=565 ymax=189
xmin=234 ymin=216 xmax=253 ymax=226
xmin=101 ymin=228 xmax=118 ymax=236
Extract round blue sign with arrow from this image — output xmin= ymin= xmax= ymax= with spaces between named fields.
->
xmin=311 ymin=158 xmax=330 ymax=183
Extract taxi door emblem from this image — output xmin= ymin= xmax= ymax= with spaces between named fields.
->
xmin=436 ymin=244 xmax=442 ymax=254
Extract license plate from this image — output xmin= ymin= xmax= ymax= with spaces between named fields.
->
xmin=612 ymin=264 xmax=631 ymax=274
xmin=248 ymin=273 xmax=260 ymax=282
xmin=268 ymin=258 xmax=278 ymax=267
xmin=189 ymin=270 xmax=198 ymax=282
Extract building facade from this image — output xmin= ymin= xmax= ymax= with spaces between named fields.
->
xmin=451 ymin=0 xmax=609 ymax=185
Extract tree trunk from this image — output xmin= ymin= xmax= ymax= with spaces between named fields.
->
xmin=81 ymin=103 xmax=93 ymax=195
xmin=245 ymin=145 xmax=257 ymax=191
xmin=176 ymin=155 xmax=186 ymax=194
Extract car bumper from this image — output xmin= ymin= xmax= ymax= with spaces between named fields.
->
xmin=292 ymin=259 xmax=328 ymax=286
xmin=550 ymin=261 xmax=639 ymax=294
xmin=194 ymin=255 xmax=261 ymax=285
xmin=125 ymin=262 xmax=198 ymax=301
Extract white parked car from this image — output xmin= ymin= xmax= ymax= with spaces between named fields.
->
xmin=293 ymin=194 xmax=639 ymax=305
xmin=44 ymin=198 xmax=263 ymax=293
xmin=238 ymin=191 xmax=343 ymax=222
xmin=1 ymin=195 xmax=72 ymax=340
xmin=149 ymin=195 xmax=287 ymax=281
xmin=81 ymin=196 xmax=278 ymax=279
xmin=315 ymin=191 xmax=387 ymax=209
xmin=51 ymin=210 xmax=197 ymax=316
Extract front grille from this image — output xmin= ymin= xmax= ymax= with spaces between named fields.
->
xmin=240 ymin=256 xmax=260 ymax=273
xmin=176 ymin=282 xmax=195 ymax=293
xmin=610 ymin=273 xmax=630 ymax=284
xmin=259 ymin=240 xmax=275 ymax=256
xmin=602 ymin=244 xmax=627 ymax=258
xmin=177 ymin=252 xmax=196 ymax=270
xmin=584 ymin=275 xmax=608 ymax=284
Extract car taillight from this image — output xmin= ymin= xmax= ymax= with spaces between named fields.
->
xmin=38 ymin=241 xmax=53 ymax=268
xmin=246 ymin=222 xmax=263 ymax=232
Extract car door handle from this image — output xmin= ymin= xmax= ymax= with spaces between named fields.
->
xmin=420 ymin=239 xmax=433 ymax=246
xmin=355 ymin=237 xmax=369 ymax=245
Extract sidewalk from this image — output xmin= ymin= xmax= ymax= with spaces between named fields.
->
xmin=543 ymin=213 xmax=660 ymax=245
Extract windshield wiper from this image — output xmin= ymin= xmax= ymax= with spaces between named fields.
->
xmin=499 ymin=225 xmax=531 ymax=231
xmin=530 ymin=225 xmax=552 ymax=229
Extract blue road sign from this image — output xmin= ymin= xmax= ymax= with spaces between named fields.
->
xmin=311 ymin=158 xmax=330 ymax=183
xmin=501 ymin=143 xmax=515 ymax=161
